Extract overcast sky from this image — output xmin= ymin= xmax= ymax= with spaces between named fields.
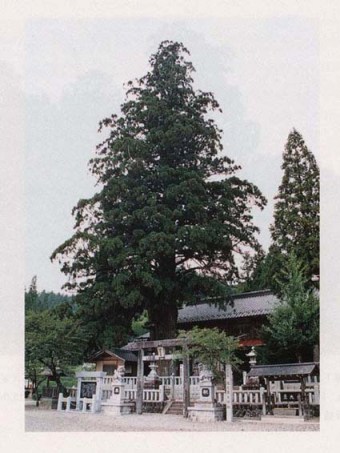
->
xmin=24 ymin=16 xmax=319 ymax=293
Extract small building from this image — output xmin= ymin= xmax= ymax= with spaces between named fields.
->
xmin=88 ymin=349 xmax=138 ymax=376
xmin=247 ymin=362 xmax=320 ymax=416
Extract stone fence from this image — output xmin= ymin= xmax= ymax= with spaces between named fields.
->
xmin=58 ymin=373 xmax=320 ymax=416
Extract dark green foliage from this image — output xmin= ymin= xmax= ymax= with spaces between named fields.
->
xmin=25 ymin=276 xmax=38 ymax=312
xmin=237 ymin=246 xmax=286 ymax=294
xmin=261 ymin=253 xmax=319 ymax=363
xmin=25 ymin=310 xmax=87 ymax=394
xmin=269 ymin=129 xmax=319 ymax=290
xmin=131 ymin=311 xmax=149 ymax=337
xmin=236 ymin=247 xmax=267 ymax=293
xmin=51 ymin=41 xmax=266 ymax=341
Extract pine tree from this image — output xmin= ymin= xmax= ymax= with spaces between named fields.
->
xmin=261 ymin=253 xmax=319 ymax=363
xmin=270 ymin=129 xmax=319 ymax=287
xmin=25 ymin=276 xmax=39 ymax=312
xmin=51 ymin=41 xmax=266 ymax=343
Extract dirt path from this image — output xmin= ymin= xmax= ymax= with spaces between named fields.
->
xmin=25 ymin=407 xmax=320 ymax=432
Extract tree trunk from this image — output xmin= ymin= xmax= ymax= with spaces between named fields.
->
xmin=53 ymin=371 xmax=67 ymax=396
xmin=149 ymin=302 xmax=178 ymax=340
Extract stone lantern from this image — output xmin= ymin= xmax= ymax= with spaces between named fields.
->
xmin=246 ymin=347 xmax=257 ymax=367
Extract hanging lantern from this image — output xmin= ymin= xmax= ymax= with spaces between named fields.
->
xmin=157 ymin=346 xmax=165 ymax=358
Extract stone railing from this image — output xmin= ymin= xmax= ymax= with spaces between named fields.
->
xmin=103 ymin=376 xmax=138 ymax=390
xmin=57 ymin=393 xmax=92 ymax=412
xmin=124 ymin=377 xmax=137 ymax=388
xmin=274 ymin=386 xmax=320 ymax=406
xmin=233 ymin=388 xmax=264 ymax=405
xmin=215 ymin=388 xmax=264 ymax=406
xmin=124 ymin=386 xmax=165 ymax=402
xmin=102 ymin=389 xmax=113 ymax=400
xmin=100 ymin=376 xmax=320 ymax=407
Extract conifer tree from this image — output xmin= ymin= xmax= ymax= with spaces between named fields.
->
xmin=51 ymin=41 xmax=266 ymax=342
xmin=270 ymin=129 xmax=319 ymax=287
xmin=261 ymin=253 xmax=319 ymax=363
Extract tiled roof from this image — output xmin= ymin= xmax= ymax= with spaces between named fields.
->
xmin=177 ymin=290 xmax=280 ymax=324
xmin=248 ymin=362 xmax=319 ymax=378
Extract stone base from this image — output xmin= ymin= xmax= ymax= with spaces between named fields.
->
xmin=261 ymin=415 xmax=305 ymax=424
xmin=101 ymin=402 xmax=135 ymax=415
xmin=188 ymin=403 xmax=224 ymax=422
xmin=273 ymin=407 xmax=298 ymax=417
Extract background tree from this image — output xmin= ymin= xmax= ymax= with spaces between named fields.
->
xmin=25 ymin=276 xmax=74 ymax=313
xmin=236 ymin=247 xmax=266 ymax=293
xmin=25 ymin=354 xmax=47 ymax=406
xmin=261 ymin=253 xmax=319 ymax=363
xmin=25 ymin=310 xmax=87 ymax=394
xmin=25 ymin=276 xmax=38 ymax=312
xmin=51 ymin=41 xmax=266 ymax=343
xmin=269 ymin=129 xmax=319 ymax=290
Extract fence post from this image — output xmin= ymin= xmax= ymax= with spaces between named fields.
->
xmin=91 ymin=395 xmax=96 ymax=413
xmin=260 ymin=387 xmax=266 ymax=416
xmin=159 ymin=385 xmax=165 ymax=402
xmin=136 ymin=349 xmax=144 ymax=415
xmin=57 ymin=393 xmax=63 ymax=411
xmin=183 ymin=343 xmax=190 ymax=418
xmin=66 ymin=396 xmax=71 ymax=411
xmin=225 ymin=364 xmax=233 ymax=422
xmin=171 ymin=373 xmax=175 ymax=401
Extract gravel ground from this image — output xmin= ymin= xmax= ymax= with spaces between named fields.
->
xmin=25 ymin=406 xmax=320 ymax=432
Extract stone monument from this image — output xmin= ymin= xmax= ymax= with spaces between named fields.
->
xmin=188 ymin=364 xmax=224 ymax=422
xmin=101 ymin=366 xmax=135 ymax=415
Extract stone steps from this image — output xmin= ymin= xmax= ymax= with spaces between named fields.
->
xmin=164 ymin=401 xmax=183 ymax=415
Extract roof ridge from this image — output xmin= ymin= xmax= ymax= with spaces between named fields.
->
xmin=184 ymin=289 xmax=274 ymax=307
xmin=251 ymin=362 xmax=318 ymax=368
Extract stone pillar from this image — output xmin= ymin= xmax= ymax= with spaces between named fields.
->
xmin=66 ymin=396 xmax=71 ymax=412
xmin=57 ymin=393 xmax=63 ymax=411
xmin=94 ymin=374 xmax=104 ymax=412
xmin=183 ymin=345 xmax=190 ymax=417
xmin=76 ymin=375 xmax=82 ymax=410
xmin=225 ymin=364 xmax=233 ymax=422
xmin=260 ymin=387 xmax=266 ymax=416
xmin=136 ymin=349 xmax=144 ymax=415
xmin=171 ymin=373 xmax=175 ymax=401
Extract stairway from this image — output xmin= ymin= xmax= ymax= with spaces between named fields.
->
xmin=163 ymin=401 xmax=183 ymax=415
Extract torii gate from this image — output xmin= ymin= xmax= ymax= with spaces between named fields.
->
xmin=123 ymin=338 xmax=191 ymax=417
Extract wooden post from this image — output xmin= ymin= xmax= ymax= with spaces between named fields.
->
xmin=182 ymin=343 xmax=190 ymax=418
xmin=136 ymin=349 xmax=144 ymax=415
xmin=300 ymin=376 xmax=307 ymax=417
xmin=265 ymin=378 xmax=272 ymax=415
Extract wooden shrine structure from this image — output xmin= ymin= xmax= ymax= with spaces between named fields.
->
xmin=123 ymin=338 xmax=192 ymax=416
